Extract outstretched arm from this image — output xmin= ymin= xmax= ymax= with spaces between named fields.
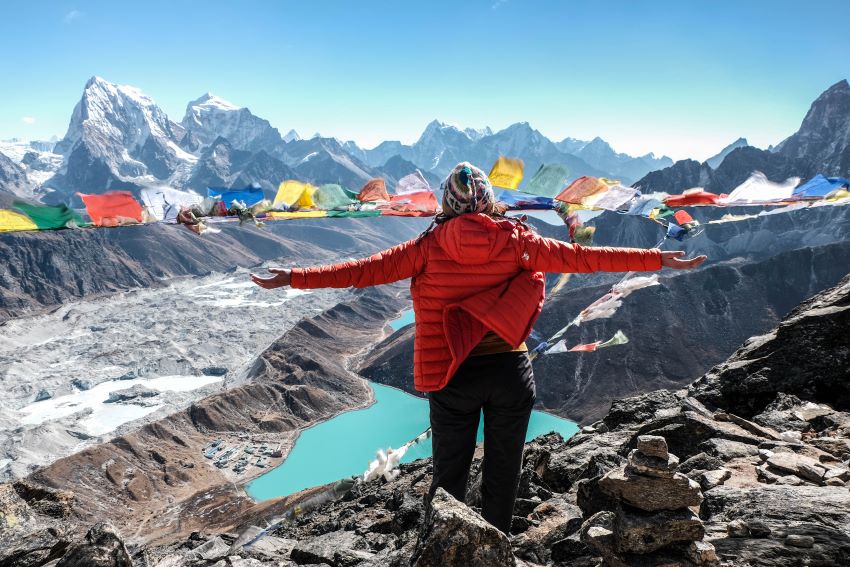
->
xmin=251 ymin=238 xmax=427 ymax=290
xmin=520 ymin=231 xmax=705 ymax=273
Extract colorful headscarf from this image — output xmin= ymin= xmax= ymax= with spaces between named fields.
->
xmin=441 ymin=162 xmax=495 ymax=217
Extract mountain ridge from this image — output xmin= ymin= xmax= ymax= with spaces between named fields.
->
xmin=4 ymin=77 xmax=679 ymax=202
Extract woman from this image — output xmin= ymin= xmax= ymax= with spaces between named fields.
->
xmin=251 ymin=162 xmax=706 ymax=534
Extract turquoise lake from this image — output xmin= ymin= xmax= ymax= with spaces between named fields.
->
xmin=388 ymin=309 xmax=415 ymax=331
xmin=247 ymin=382 xmax=578 ymax=500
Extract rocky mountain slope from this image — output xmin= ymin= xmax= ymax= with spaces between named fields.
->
xmin=635 ymin=80 xmax=850 ymax=193
xmin=362 ymin=203 xmax=850 ymax=424
xmin=0 ymin=151 xmax=34 ymax=206
xmin=0 ymin=283 xmax=409 ymax=554
xmin=4 ymin=262 xmax=848 ymax=567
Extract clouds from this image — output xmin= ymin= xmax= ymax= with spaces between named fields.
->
xmin=64 ymin=9 xmax=82 ymax=24
xmin=21 ymin=117 xmax=36 ymax=125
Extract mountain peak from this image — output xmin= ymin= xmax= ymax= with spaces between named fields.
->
xmin=706 ymin=137 xmax=749 ymax=169
xmin=187 ymin=93 xmax=240 ymax=112
xmin=283 ymin=129 xmax=301 ymax=143
xmin=824 ymin=79 xmax=850 ymax=94
xmin=85 ymin=75 xmax=108 ymax=88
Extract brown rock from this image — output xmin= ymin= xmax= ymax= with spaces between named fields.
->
xmin=797 ymin=461 xmax=828 ymax=484
xmin=636 ymin=435 xmax=669 ymax=460
xmin=598 ymin=469 xmax=703 ymax=512
xmin=808 ymin=436 xmax=850 ymax=458
xmin=626 ymin=449 xmax=679 ymax=478
xmin=700 ymin=468 xmax=731 ymax=491
xmin=688 ymin=540 xmax=719 ymax=564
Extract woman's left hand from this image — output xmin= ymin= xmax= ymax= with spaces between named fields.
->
xmin=660 ymin=251 xmax=707 ymax=270
xmin=251 ymin=268 xmax=292 ymax=289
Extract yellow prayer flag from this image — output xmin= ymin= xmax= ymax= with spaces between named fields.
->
xmin=0 ymin=210 xmax=39 ymax=232
xmin=273 ymin=180 xmax=317 ymax=209
xmin=296 ymin=184 xmax=317 ymax=209
xmin=488 ymin=156 xmax=524 ymax=190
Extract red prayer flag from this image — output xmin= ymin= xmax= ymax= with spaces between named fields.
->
xmin=77 ymin=191 xmax=143 ymax=227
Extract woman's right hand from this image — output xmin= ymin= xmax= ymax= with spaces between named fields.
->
xmin=251 ymin=268 xmax=292 ymax=289
xmin=660 ymin=251 xmax=707 ymax=270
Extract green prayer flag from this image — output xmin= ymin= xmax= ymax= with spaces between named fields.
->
xmin=13 ymin=201 xmax=88 ymax=229
xmin=524 ymin=164 xmax=570 ymax=198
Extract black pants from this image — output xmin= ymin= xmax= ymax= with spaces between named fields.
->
xmin=427 ymin=351 xmax=535 ymax=534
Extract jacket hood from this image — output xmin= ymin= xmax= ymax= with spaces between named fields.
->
xmin=433 ymin=213 xmax=517 ymax=265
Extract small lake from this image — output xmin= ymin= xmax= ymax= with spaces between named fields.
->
xmin=247 ymin=382 xmax=578 ymax=500
xmin=388 ymin=309 xmax=415 ymax=331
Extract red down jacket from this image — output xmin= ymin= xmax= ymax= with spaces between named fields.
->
xmin=290 ymin=213 xmax=661 ymax=392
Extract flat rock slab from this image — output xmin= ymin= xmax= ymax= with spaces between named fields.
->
xmin=703 ymin=485 xmax=850 ymax=567
xmin=626 ymin=449 xmax=679 ymax=478
xmin=766 ymin=452 xmax=828 ymax=484
xmin=598 ymin=469 xmax=703 ymax=512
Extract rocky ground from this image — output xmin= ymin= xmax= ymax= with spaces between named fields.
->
xmin=2 ymin=269 xmax=848 ymax=566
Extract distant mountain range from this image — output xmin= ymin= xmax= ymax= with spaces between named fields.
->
xmin=0 ymin=76 xmax=675 ymax=205
xmin=635 ymin=80 xmax=850 ymax=194
xmin=2 ymin=77 xmax=849 ymax=206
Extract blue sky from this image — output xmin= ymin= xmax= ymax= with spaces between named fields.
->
xmin=1 ymin=0 xmax=848 ymax=161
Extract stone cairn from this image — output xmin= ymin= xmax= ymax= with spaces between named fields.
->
xmin=580 ymin=435 xmax=719 ymax=566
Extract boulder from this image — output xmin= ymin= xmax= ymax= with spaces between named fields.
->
xmin=410 ymin=488 xmax=515 ymax=567
xmin=55 ymin=523 xmax=132 ymax=567
xmin=615 ymin=506 xmax=705 ymax=554
xmin=703 ymin=485 xmax=850 ymax=566
xmin=598 ymin=469 xmax=703 ymax=512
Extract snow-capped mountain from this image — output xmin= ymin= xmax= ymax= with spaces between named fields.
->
xmin=561 ymin=137 xmax=674 ymax=183
xmin=181 ymin=93 xmax=284 ymax=153
xmin=705 ymin=137 xmax=748 ymax=169
xmin=45 ymin=76 xmax=194 ymax=202
xmin=356 ymin=120 xmax=667 ymax=186
xmin=283 ymin=129 xmax=301 ymax=143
